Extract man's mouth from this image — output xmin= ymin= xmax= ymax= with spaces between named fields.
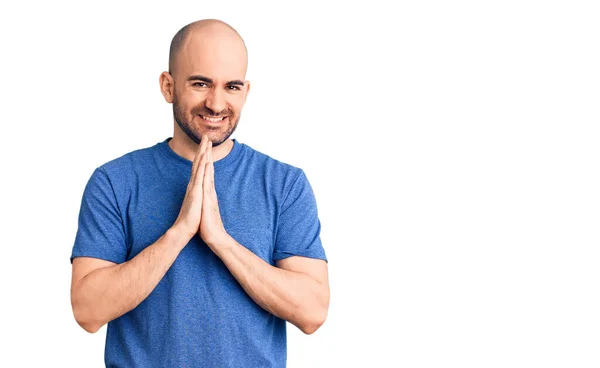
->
xmin=200 ymin=115 xmax=228 ymax=123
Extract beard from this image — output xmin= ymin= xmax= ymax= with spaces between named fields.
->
xmin=173 ymin=93 xmax=240 ymax=147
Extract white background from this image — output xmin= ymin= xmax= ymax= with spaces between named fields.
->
xmin=1 ymin=0 xmax=599 ymax=367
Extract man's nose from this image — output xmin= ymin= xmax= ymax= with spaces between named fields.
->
xmin=205 ymin=88 xmax=226 ymax=114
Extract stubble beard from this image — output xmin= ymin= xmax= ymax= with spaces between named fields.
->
xmin=172 ymin=94 xmax=240 ymax=147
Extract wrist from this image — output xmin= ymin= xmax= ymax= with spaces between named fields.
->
xmin=206 ymin=232 xmax=235 ymax=254
xmin=167 ymin=224 xmax=195 ymax=245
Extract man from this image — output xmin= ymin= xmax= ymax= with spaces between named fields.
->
xmin=70 ymin=19 xmax=329 ymax=367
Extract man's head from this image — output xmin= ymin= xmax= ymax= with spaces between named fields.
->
xmin=160 ymin=19 xmax=250 ymax=146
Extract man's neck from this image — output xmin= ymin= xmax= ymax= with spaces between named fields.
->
xmin=169 ymin=130 xmax=234 ymax=163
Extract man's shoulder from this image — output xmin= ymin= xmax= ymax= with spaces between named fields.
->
xmin=97 ymin=140 xmax=164 ymax=174
xmin=241 ymin=141 xmax=304 ymax=179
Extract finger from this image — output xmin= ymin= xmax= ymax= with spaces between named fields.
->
xmin=204 ymin=149 xmax=215 ymax=196
xmin=193 ymin=140 xmax=212 ymax=194
xmin=193 ymin=140 xmax=211 ymax=191
xmin=210 ymin=161 xmax=215 ymax=191
xmin=208 ymin=148 xmax=215 ymax=190
xmin=191 ymin=136 xmax=210 ymax=182
xmin=189 ymin=136 xmax=204 ymax=180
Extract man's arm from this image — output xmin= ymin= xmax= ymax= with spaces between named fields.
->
xmin=199 ymin=145 xmax=330 ymax=334
xmin=71 ymin=137 xmax=212 ymax=333
xmin=71 ymin=227 xmax=191 ymax=333
xmin=211 ymin=238 xmax=330 ymax=335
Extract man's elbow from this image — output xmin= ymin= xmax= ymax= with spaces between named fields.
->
xmin=299 ymin=307 xmax=328 ymax=335
xmin=77 ymin=319 xmax=102 ymax=334
xmin=300 ymin=322 xmax=322 ymax=335
xmin=72 ymin=301 xmax=103 ymax=334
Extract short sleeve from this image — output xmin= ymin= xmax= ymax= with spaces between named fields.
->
xmin=70 ymin=167 xmax=128 ymax=264
xmin=273 ymin=169 xmax=327 ymax=262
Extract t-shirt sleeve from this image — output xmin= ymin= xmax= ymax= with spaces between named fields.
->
xmin=273 ymin=169 xmax=327 ymax=263
xmin=70 ymin=167 xmax=128 ymax=264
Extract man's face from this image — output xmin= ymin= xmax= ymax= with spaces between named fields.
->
xmin=170 ymin=32 xmax=249 ymax=146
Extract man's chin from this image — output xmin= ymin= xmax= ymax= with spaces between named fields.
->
xmin=180 ymin=127 xmax=223 ymax=146
xmin=175 ymin=116 xmax=237 ymax=147
xmin=189 ymin=132 xmax=228 ymax=147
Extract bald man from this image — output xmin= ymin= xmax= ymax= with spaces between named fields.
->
xmin=70 ymin=19 xmax=329 ymax=367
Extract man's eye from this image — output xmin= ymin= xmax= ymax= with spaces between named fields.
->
xmin=193 ymin=82 xmax=208 ymax=88
xmin=227 ymin=85 xmax=241 ymax=91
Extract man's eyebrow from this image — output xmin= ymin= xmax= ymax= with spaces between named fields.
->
xmin=187 ymin=75 xmax=213 ymax=83
xmin=227 ymin=80 xmax=245 ymax=86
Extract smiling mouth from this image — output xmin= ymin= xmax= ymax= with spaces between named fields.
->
xmin=200 ymin=115 xmax=228 ymax=123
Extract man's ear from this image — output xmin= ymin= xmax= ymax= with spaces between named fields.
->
xmin=243 ymin=80 xmax=251 ymax=103
xmin=159 ymin=72 xmax=175 ymax=103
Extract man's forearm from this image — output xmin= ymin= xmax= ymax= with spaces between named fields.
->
xmin=71 ymin=226 xmax=191 ymax=332
xmin=210 ymin=236 xmax=329 ymax=334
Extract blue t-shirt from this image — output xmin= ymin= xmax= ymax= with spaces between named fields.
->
xmin=71 ymin=138 xmax=327 ymax=367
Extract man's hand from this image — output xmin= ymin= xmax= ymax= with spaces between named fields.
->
xmin=199 ymin=145 xmax=229 ymax=248
xmin=173 ymin=136 xmax=212 ymax=238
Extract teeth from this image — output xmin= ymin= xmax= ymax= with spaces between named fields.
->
xmin=201 ymin=115 xmax=226 ymax=123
